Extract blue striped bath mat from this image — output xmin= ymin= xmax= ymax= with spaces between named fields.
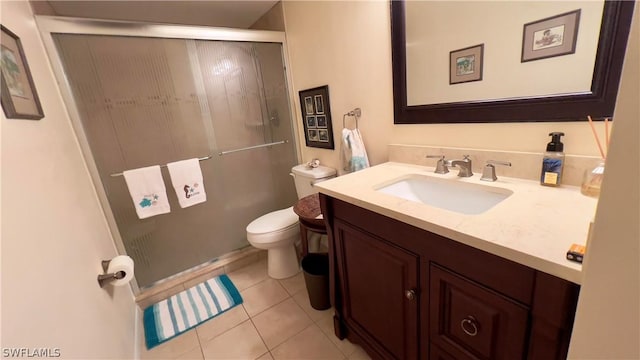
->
xmin=143 ymin=274 xmax=242 ymax=349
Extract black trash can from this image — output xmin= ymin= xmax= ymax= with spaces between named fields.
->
xmin=301 ymin=253 xmax=330 ymax=310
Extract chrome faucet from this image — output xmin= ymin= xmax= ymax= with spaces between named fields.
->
xmin=426 ymin=155 xmax=449 ymax=174
xmin=481 ymin=160 xmax=512 ymax=182
xmin=447 ymin=155 xmax=473 ymax=177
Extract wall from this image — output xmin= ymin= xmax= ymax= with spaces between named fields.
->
xmin=282 ymin=1 xmax=394 ymax=172
xmin=284 ymin=1 xmax=638 ymax=357
xmin=250 ymin=1 xmax=285 ymax=31
xmin=1 ymin=1 xmax=137 ymax=358
xmin=568 ymin=3 xmax=639 ymax=358
xmin=283 ymin=1 xmax=617 ymax=174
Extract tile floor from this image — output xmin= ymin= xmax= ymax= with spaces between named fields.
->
xmin=138 ymin=257 xmax=372 ymax=360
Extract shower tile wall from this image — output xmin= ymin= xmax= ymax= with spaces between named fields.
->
xmin=54 ymin=34 xmax=298 ymax=288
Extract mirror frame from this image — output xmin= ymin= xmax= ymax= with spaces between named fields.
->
xmin=391 ymin=0 xmax=635 ymax=124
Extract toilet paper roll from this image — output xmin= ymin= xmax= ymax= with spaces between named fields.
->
xmin=106 ymin=255 xmax=135 ymax=286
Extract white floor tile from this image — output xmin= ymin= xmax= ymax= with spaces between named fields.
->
xmin=278 ymin=272 xmax=306 ymax=296
xmin=196 ymin=305 xmax=249 ymax=343
xmin=252 ymin=298 xmax=313 ymax=349
xmin=241 ymin=279 xmax=289 ymax=317
xmin=201 ymin=320 xmax=267 ymax=359
xmin=271 ymin=324 xmax=345 ymax=360
xmin=227 ymin=258 xmax=269 ymax=291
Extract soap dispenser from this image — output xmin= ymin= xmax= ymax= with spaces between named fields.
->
xmin=540 ymin=132 xmax=565 ymax=187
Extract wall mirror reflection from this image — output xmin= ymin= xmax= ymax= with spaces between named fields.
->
xmin=391 ymin=0 xmax=635 ymax=124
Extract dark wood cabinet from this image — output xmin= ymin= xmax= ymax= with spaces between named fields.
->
xmin=320 ymin=194 xmax=579 ymax=360
xmin=429 ymin=264 xmax=528 ymax=360
xmin=334 ymin=220 xmax=419 ymax=359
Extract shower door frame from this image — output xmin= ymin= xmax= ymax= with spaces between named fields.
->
xmin=36 ymin=16 xmax=302 ymax=294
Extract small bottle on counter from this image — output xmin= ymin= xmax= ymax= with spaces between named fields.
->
xmin=540 ymin=132 xmax=565 ymax=187
xmin=581 ymin=162 xmax=605 ymax=197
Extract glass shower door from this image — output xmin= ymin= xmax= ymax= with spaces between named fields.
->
xmin=54 ymin=34 xmax=297 ymax=288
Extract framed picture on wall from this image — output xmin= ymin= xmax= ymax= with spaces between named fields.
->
xmin=521 ymin=9 xmax=581 ymax=62
xmin=0 ymin=25 xmax=44 ymax=120
xmin=304 ymin=96 xmax=314 ymax=115
xmin=314 ymin=95 xmax=324 ymax=114
xmin=449 ymin=44 xmax=484 ymax=85
xmin=299 ymin=85 xmax=334 ymax=149
xmin=306 ymin=115 xmax=316 ymax=128
xmin=316 ymin=115 xmax=327 ymax=128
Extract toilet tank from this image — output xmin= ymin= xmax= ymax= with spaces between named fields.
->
xmin=291 ymin=164 xmax=337 ymax=199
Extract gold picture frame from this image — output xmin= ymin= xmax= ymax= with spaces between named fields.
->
xmin=1 ymin=25 xmax=44 ymax=120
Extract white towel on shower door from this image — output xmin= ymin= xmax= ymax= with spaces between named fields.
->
xmin=167 ymin=158 xmax=207 ymax=208
xmin=122 ymin=165 xmax=171 ymax=219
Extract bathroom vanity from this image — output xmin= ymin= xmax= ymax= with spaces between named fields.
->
xmin=316 ymin=162 xmax=597 ymax=360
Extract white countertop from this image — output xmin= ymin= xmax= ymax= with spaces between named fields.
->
xmin=315 ymin=162 xmax=598 ymax=284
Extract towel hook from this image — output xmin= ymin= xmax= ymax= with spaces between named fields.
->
xmin=343 ymin=108 xmax=362 ymax=129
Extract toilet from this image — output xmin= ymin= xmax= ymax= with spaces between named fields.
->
xmin=246 ymin=164 xmax=337 ymax=279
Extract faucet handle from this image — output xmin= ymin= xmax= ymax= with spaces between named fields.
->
xmin=481 ymin=160 xmax=512 ymax=182
xmin=426 ymin=155 xmax=449 ymax=174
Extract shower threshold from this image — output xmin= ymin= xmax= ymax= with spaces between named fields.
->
xmin=135 ymin=246 xmax=264 ymax=304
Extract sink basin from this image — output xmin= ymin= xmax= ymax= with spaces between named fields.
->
xmin=375 ymin=174 xmax=513 ymax=215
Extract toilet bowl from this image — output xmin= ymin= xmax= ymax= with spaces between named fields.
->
xmin=246 ymin=207 xmax=300 ymax=279
xmin=246 ymin=164 xmax=337 ymax=279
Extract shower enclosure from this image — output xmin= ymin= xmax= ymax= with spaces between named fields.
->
xmin=38 ymin=18 xmax=300 ymax=290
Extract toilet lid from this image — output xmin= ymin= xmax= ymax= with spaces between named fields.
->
xmin=246 ymin=206 xmax=298 ymax=235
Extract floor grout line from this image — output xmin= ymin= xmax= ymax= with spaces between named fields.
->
xmin=194 ymin=327 xmax=205 ymax=360
xmin=248 ymin=316 xmax=270 ymax=359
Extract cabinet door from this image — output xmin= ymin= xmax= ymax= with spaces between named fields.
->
xmin=430 ymin=264 xmax=529 ymax=360
xmin=430 ymin=343 xmax=464 ymax=360
xmin=334 ymin=220 xmax=419 ymax=360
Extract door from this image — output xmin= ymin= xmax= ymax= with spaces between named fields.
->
xmin=334 ymin=220 xmax=419 ymax=359
xmin=52 ymin=34 xmax=298 ymax=288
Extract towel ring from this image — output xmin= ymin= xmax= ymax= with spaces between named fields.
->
xmin=343 ymin=108 xmax=362 ymax=129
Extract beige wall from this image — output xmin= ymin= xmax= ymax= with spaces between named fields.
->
xmin=283 ymin=1 xmax=615 ymax=175
xmin=284 ymin=1 xmax=639 ymax=357
xmin=283 ymin=1 xmax=395 ymax=172
xmin=250 ymin=2 xmax=285 ymax=31
xmin=1 ymin=1 xmax=137 ymax=358
xmin=568 ymin=4 xmax=639 ymax=358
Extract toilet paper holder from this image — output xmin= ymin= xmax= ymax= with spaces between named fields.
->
xmin=97 ymin=259 xmax=126 ymax=288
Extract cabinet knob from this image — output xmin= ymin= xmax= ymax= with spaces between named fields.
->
xmin=405 ymin=289 xmax=416 ymax=300
xmin=460 ymin=315 xmax=479 ymax=336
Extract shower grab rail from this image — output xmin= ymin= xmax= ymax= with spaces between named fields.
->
xmin=218 ymin=140 xmax=288 ymax=156
xmin=109 ymin=156 xmax=212 ymax=177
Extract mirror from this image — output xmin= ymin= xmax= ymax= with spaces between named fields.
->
xmin=391 ymin=0 xmax=635 ymax=124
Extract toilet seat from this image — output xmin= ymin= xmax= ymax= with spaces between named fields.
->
xmin=246 ymin=206 xmax=299 ymax=244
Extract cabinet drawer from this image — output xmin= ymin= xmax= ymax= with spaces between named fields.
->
xmin=429 ymin=264 xmax=529 ymax=360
